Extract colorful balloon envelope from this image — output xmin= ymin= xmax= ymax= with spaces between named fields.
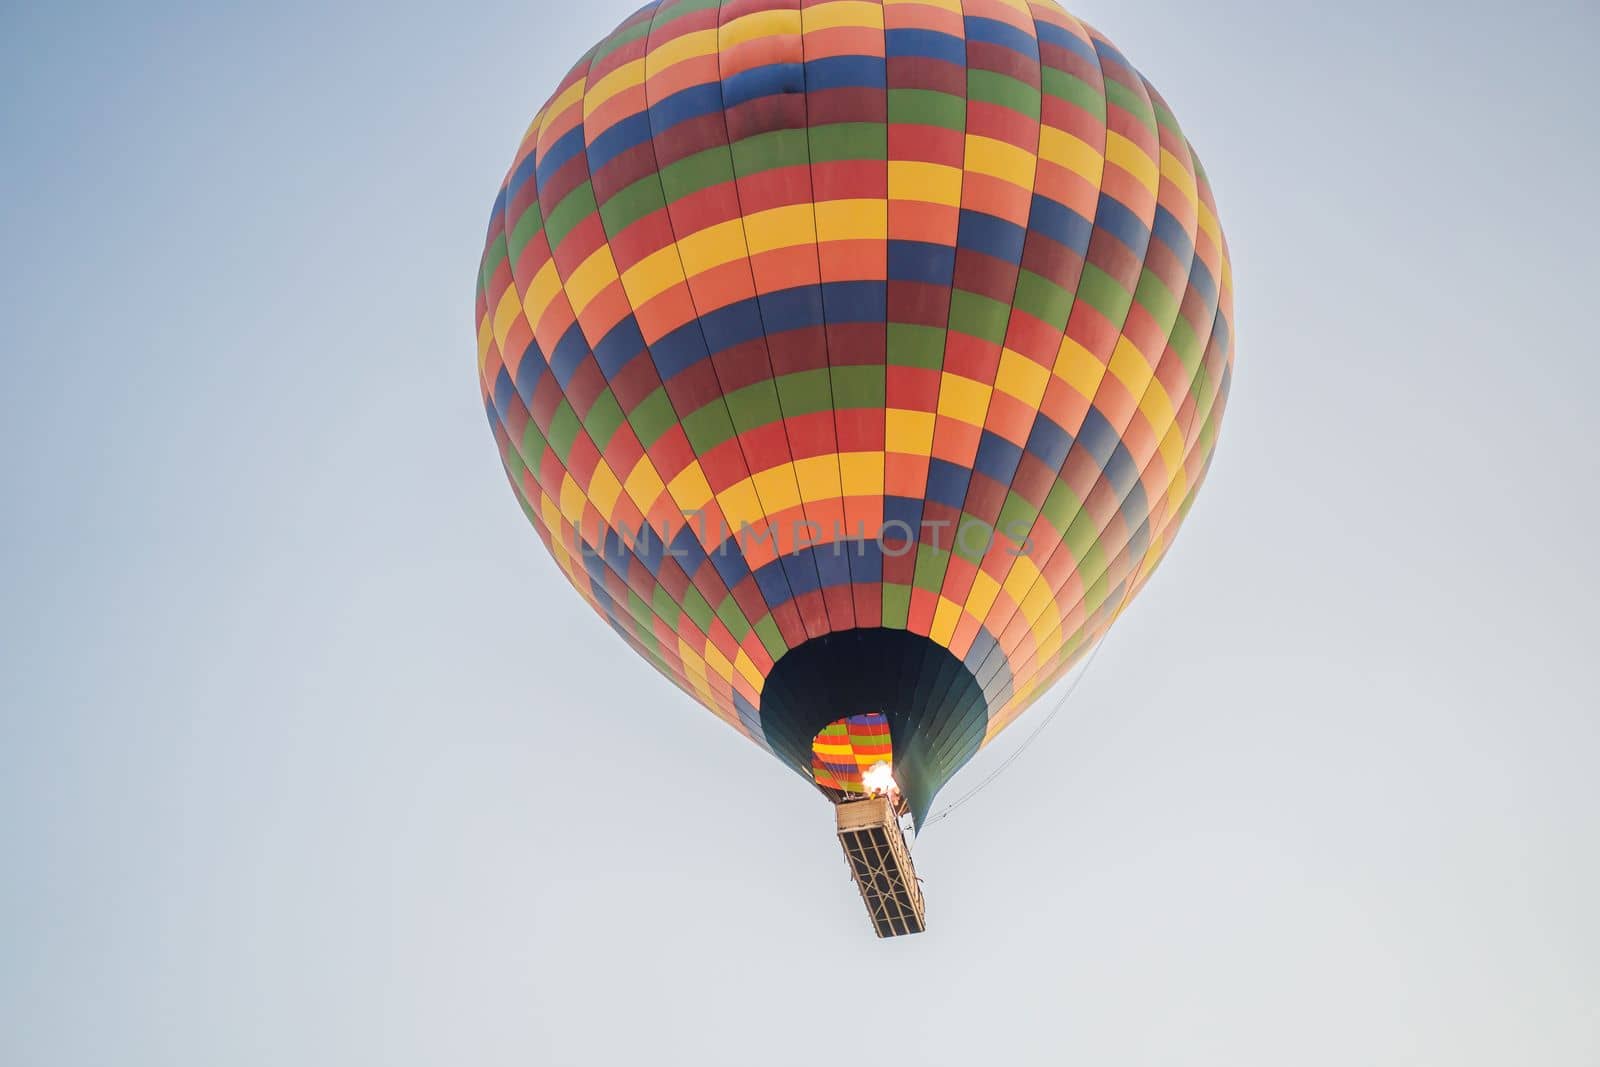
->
xmin=475 ymin=0 xmax=1234 ymax=827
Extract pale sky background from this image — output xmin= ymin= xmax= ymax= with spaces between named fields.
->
xmin=3 ymin=1 xmax=1598 ymax=1064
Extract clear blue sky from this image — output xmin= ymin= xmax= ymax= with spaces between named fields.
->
xmin=3 ymin=1 xmax=1597 ymax=1064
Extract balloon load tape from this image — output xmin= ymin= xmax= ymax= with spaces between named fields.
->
xmin=835 ymin=796 xmax=926 ymax=938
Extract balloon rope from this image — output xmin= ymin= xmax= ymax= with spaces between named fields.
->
xmin=916 ymin=634 xmax=1108 ymax=830
xmin=917 ymin=569 xmax=1141 ymax=831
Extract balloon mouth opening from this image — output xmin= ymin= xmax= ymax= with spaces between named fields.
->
xmin=760 ymin=628 xmax=990 ymax=827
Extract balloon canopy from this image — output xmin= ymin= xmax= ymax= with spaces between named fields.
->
xmin=475 ymin=0 xmax=1234 ymax=826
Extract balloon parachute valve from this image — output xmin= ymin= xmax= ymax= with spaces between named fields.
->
xmin=835 ymin=795 xmax=926 ymax=938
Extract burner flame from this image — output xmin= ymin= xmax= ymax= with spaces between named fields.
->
xmin=862 ymin=760 xmax=897 ymax=798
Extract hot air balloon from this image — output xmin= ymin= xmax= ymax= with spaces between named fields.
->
xmin=474 ymin=0 xmax=1234 ymax=935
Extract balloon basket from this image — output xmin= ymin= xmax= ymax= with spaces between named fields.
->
xmin=835 ymin=796 xmax=926 ymax=938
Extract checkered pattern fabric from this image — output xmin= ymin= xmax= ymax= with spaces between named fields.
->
xmin=811 ymin=713 xmax=894 ymax=794
xmin=476 ymin=0 xmax=1234 ymax=763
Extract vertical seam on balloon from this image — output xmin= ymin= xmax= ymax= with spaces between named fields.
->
xmin=481 ymin=189 xmax=528 ymax=505
xmin=879 ymin=0 xmax=967 ymax=636
xmin=1135 ymin=165 xmax=1233 ymax=577
xmin=978 ymin=81 xmax=1217 ymax=745
xmin=1109 ymin=107 xmax=1208 ymax=582
xmin=795 ymin=0 xmax=891 ymax=630
xmin=1135 ymin=358 xmax=1228 ymax=598
xmin=652 ymin=0 xmax=828 ymax=645
xmin=625 ymin=0 xmax=804 ymax=698
xmin=947 ymin=8 xmax=1109 ymax=714
xmin=894 ymin=0 xmax=978 ymax=784
xmin=476 ymin=179 xmax=509 ymax=418
xmin=948 ymin=16 xmax=1123 ymax=708
xmin=938 ymin=0 xmax=1092 ymax=679
xmin=519 ymin=32 xmax=754 ymax=732
xmin=1172 ymin=149 xmax=1236 ymax=485
xmin=1123 ymin=130 xmax=1221 ymax=578
xmin=578 ymin=5 xmax=761 ymax=718
xmin=487 ymin=373 xmax=701 ymax=713
xmin=485 ymin=183 xmax=707 ymax=720
xmin=867 ymin=0 xmax=892 ymax=629
xmin=915 ymin=0 xmax=1024 ymax=764
xmin=526 ymin=44 xmax=695 ymax=677
xmin=874 ymin=0 xmax=928 ymax=771
xmin=915 ymin=0 xmax=1051 ymax=755
xmin=566 ymin=2 xmax=796 ymax=700
xmin=876 ymin=0 xmax=921 ymax=740
xmin=907 ymin=0 xmax=977 ymax=641
xmin=576 ymin=0 xmax=814 ymax=690
xmin=723 ymin=0 xmax=858 ymax=636
xmin=929 ymin=0 xmax=1046 ymax=661
xmin=689 ymin=0 xmax=829 ymax=642
xmin=790 ymin=0 xmax=861 ymax=635
xmin=939 ymin=31 xmax=1203 ymax=760
xmin=978 ymin=242 xmax=1222 ymax=746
